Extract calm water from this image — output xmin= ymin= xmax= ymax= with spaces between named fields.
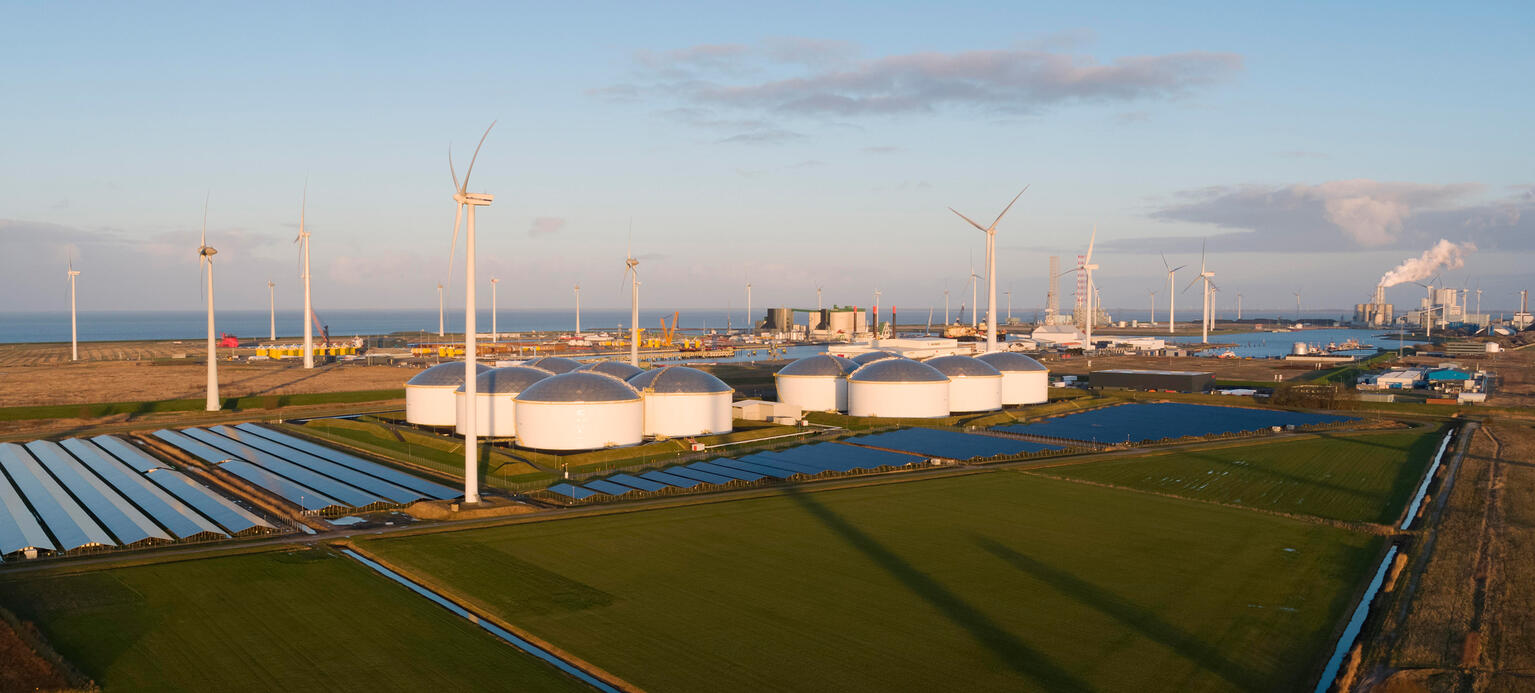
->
xmin=1169 ymin=328 xmax=1424 ymax=358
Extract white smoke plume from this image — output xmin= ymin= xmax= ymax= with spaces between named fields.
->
xmin=1378 ymin=239 xmax=1476 ymax=288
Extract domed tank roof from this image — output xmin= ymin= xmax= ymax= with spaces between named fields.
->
xmin=976 ymin=352 xmax=1049 ymax=372
xmin=455 ymin=366 xmax=553 ymax=394
xmin=777 ymin=354 xmax=861 ymax=377
xmin=851 ymin=350 xmax=905 ymax=365
xmin=515 ymin=372 xmax=641 ymax=403
xmin=407 ymin=361 xmax=493 ymax=387
xmin=925 ymin=355 xmax=1003 ymax=378
xmin=576 ymin=360 xmax=646 ymax=380
xmin=848 ymin=358 xmax=950 ymax=383
xmin=522 ymin=356 xmax=583 ymax=374
xmin=628 ymin=366 xmax=732 ymax=394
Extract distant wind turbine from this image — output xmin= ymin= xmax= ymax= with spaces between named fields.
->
xmin=949 ymin=185 xmax=1027 ymax=353
xmin=1161 ymin=252 xmax=1186 ymax=335
xmin=295 ymin=186 xmax=314 ymax=368
xmin=67 ymin=254 xmax=81 ymax=361
xmin=266 ymin=280 xmax=276 ymax=342
xmin=445 ymin=121 xmax=496 ymax=505
xmin=436 ymin=282 xmax=445 ymax=337
xmin=197 ymin=195 xmax=220 ymax=411
xmin=1183 ymin=241 xmax=1215 ymax=344
xmin=573 ymin=284 xmax=581 ymax=335
xmin=625 ymin=243 xmax=641 ymax=366
xmin=1148 ymin=289 xmax=1157 ymax=325
xmin=490 ymin=277 xmax=499 ymax=341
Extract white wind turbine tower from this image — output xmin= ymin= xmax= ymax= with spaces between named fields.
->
xmin=625 ymin=248 xmax=641 ymax=366
xmin=1160 ymin=253 xmax=1186 ymax=334
xmin=1081 ymin=226 xmax=1100 ymax=349
xmin=573 ymin=284 xmax=581 ymax=335
xmin=266 ymin=280 xmax=276 ymax=341
xmin=436 ymin=283 xmax=445 ymax=337
xmin=197 ymin=197 xmax=220 ymax=412
xmin=489 ymin=277 xmax=499 ymax=341
xmin=445 ymin=122 xmax=496 ymax=505
xmin=1148 ymin=289 xmax=1157 ymax=325
xmin=949 ymin=186 xmax=1027 ymax=353
xmin=746 ymin=279 xmax=752 ymax=336
xmin=1006 ymin=285 xmax=1013 ymax=322
xmin=1183 ymin=242 xmax=1215 ymax=344
xmin=67 ymin=254 xmax=81 ymax=361
xmin=1293 ymin=290 xmax=1302 ymax=324
xmin=1237 ymin=293 xmax=1243 ymax=321
xmin=943 ymin=283 xmax=950 ymax=325
xmin=295 ymin=187 xmax=315 ymax=369
xmin=968 ymin=259 xmax=979 ymax=329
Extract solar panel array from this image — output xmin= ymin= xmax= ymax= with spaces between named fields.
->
xmin=152 ymin=425 xmax=457 ymax=515
xmin=844 ymin=428 xmax=1061 ymax=460
xmin=992 ymin=402 xmax=1357 ymax=444
xmin=0 ymin=436 xmax=276 ymax=560
xmin=541 ymin=442 xmax=923 ymax=502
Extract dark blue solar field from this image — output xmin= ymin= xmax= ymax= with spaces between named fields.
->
xmin=992 ymin=402 xmax=1356 ymax=444
xmin=542 ymin=442 xmax=923 ymax=501
xmin=845 ymin=428 xmax=1060 ymax=459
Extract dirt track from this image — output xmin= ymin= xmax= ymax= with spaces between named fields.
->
xmin=0 ymin=360 xmax=414 ymax=407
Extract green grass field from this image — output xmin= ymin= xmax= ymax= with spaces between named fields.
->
xmin=0 ymin=550 xmax=586 ymax=693
xmin=1043 ymin=429 xmax=1440 ymax=524
xmin=0 ymin=389 xmax=404 ymax=422
xmin=359 ymin=471 xmax=1382 ymax=692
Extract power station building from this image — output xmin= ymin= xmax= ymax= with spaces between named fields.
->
xmin=1090 ymin=369 xmax=1213 ymax=393
xmin=1353 ymin=286 xmax=1395 ymax=327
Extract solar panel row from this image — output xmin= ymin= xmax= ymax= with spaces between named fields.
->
xmin=0 ymin=435 xmax=275 ymax=559
xmin=844 ymin=428 xmax=1061 ymax=460
xmin=540 ymin=442 xmax=923 ymax=502
xmin=992 ymin=402 xmax=1358 ymax=444
xmin=232 ymin=424 xmax=457 ymax=500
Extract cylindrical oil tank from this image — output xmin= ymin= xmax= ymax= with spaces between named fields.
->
xmin=628 ymin=366 xmax=734 ymax=437
xmin=851 ymin=350 xmax=904 ymax=365
xmin=975 ymin=352 xmax=1050 ymax=405
xmin=513 ymin=372 xmax=643 ymax=450
xmin=924 ymin=355 xmax=1003 ymax=413
xmin=846 ymin=359 xmax=950 ymax=418
xmin=454 ymin=366 xmax=553 ymax=437
xmin=523 ymin=356 xmax=583 ymax=374
xmin=406 ymin=361 xmax=492 ymax=426
xmin=575 ymin=360 xmax=646 ymax=380
xmin=774 ymin=354 xmax=860 ymax=412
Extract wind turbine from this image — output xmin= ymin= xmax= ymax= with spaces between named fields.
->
xmin=746 ymin=279 xmax=752 ymax=337
xmin=573 ymin=284 xmax=581 ymax=335
xmin=949 ymin=186 xmax=1027 ymax=353
xmin=1237 ymin=293 xmax=1243 ymax=321
xmin=1006 ymin=285 xmax=1013 ymax=323
xmin=943 ymin=283 xmax=950 ymax=326
xmin=1293 ymin=290 xmax=1302 ymax=324
xmin=625 ymin=247 xmax=640 ymax=366
xmin=968 ymin=258 xmax=980 ymax=330
xmin=1183 ymin=241 xmax=1214 ymax=344
xmin=1148 ymin=289 xmax=1157 ymax=325
xmin=196 ymin=196 xmax=220 ymax=412
xmin=436 ymin=283 xmax=445 ymax=337
xmin=489 ymin=277 xmax=499 ymax=341
xmin=1082 ymin=226 xmax=1099 ymax=348
xmin=1161 ymin=253 xmax=1186 ymax=335
xmin=295 ymin=186 xmax=314 ymax=369
xmin=266 ymin=280 xmax=276 ymax=341
xmin=446 ymin=122 xmax=496 ymax=505
xmin=67 ymin=254 xmax=80 ymax=361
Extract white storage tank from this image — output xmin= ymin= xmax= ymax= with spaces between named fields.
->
xmin=847 ymin=359 xmax=950 ymax=418
xmin=775 ymin=354 xmax=860 ymax=412
xmin=976 ymin=352 xmax=1050 ymax=405
xmin=523 ymin=356 xmax=583 ymax=374
xmin=513 ymin=372 xmax=643 ymax=451
xmin=454 ymin=366 xmax=553 ymax=437
xmin=628 ymin=366 xmax=734 ymax=438
xmin=851 ymin=350 xmax=903 ymax=365
xmin=575 ymin=360 xmax=646 ymax=380
xmin=406 ymin=361 xmax=492 ymax=427
xmin=924 ymin=355 xmax=1003 ymax=413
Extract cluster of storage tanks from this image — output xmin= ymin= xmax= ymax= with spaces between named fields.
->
xmin=404 ymin=358 xmax=733 ymax=451
xmin=774 ymin=351 xmax=1048 ymax=418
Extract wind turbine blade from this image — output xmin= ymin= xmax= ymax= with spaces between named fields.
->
xmin=988 ymin=185 xmax=1029 ymax=229
xmin=1183 ymin=275 xmax=1201 ymax=293
xmin=446 ymin=203 xmax=463 ymax=290
xmin=460 ymin=121 xmax=497 ymax=191
xmin=1160 ymin=251 xmax=1170 ymax=272
xmin=200 ymin=191 xmax=210 ymax=248
xmin=1199 ymin=239 xmax=1207 ymax=273
xmin=948 ymin=207 xmax=989 ymax=233
xmin=1084 ymin=225 xmax=1097 ymax=263
xmin=448 ymin=146 xmax=460 ymax=193
xmin=1171 ymin=264 xmax=1187 ymax=273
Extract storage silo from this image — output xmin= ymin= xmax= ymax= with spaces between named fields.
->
xmin=513 ymin=372 xmax=643 ymax=450
xmin=976 ymin=352 xmax=1050 ymax=405
xmin=576 ymin=360 xmax=646 ymax=380
xmin=628 ymin=366 xmax=734 ymax=437
xmin=454 ymin=366 xmax=553 ymax=437
xmin=406 ymin=362 xmax=492 ymax=426
xmin=523 ymin=356 xmax=583 ymax=374
xmin=851 ymin=350 xmax=903 ymax=365
xmin=774 ymin=354 xmax=860 ymax=412
xmin=847 ymin=359 xmax=950 ymax=418
xmin=924 ymin=355 xmax=1003 ymax=413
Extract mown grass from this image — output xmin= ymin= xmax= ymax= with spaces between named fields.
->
xmin=1044 ymin=429 xmax=1440 ymax=524
xmin=0 ymin=549 xmax=586 ymax=692
xmin=288 ymin=420 xmax=556 ymax=488
xmin=0 ymin=389 xmax=403 ymax=422
xmin=361 ymin=471 xmax=1382 ymax=693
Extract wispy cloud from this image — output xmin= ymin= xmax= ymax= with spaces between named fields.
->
xmin=862 ymin=145 xmax=902 ymax=154
xmin=528 ymin=217 xmax=566 ymax=237
xmin=716 ymin=129 xmax=806 ymax=145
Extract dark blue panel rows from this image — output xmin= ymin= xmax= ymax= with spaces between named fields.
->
xmin=992 ymin=402 xmax=1356 ymax=444
xmin=845 ymin=428 xmax=1060 ymax=459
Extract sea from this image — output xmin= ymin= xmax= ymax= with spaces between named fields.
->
xmin=1168 ymin=328 xmax=1426 ymax=358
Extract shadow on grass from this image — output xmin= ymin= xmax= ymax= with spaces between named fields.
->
xmin=783 ymin=486 xmax=1096 ymax=693
xmin=973 ymin=536 xmax=1260 ymax=691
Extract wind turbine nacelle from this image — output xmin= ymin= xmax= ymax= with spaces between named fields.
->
xmin=461 ymin=192 xmax=495 ymax=206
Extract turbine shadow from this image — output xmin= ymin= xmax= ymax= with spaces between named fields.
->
xmin=783 ymin=486 xmax=1095 ymax=693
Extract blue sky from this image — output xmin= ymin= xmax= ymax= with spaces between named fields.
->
xmin=2 ymin=1 xmax=1531 ymax=317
